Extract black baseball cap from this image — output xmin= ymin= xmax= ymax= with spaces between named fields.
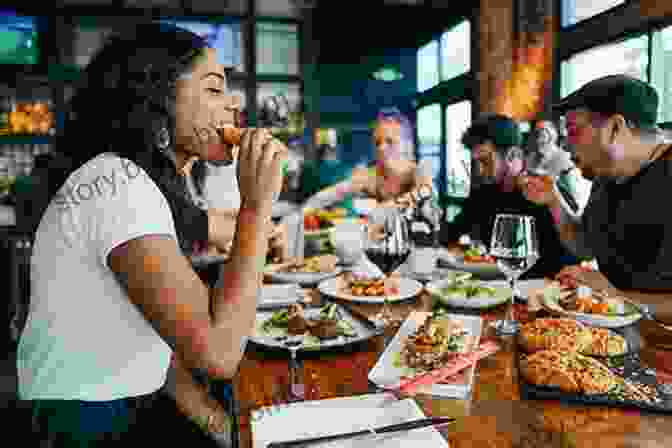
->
xmin=553 ymin=75 xmax=659 ymax=129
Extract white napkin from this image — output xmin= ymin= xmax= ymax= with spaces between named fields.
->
xmin=257 ymin=284 xmax=301 ymax=309
xmin=350 ymin=255 xmax=384 ymax=278
xmin=251 ymin=394 xmax=449 ymax=448
xmin=282 ymin=211 xmax=305 ymax=261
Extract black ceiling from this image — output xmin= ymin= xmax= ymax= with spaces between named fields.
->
xmin=314 ymin=2 xmax=474 ymax=64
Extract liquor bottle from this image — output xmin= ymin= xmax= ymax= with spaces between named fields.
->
xmin=404 ymin=185 xmax=442 ymax=276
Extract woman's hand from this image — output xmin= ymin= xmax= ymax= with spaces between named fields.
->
xmin=237 ymin=129 xmax=287 ymax=214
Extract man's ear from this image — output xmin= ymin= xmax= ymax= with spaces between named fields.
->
xmin=607 ymin=114 xmax=628 ymax=143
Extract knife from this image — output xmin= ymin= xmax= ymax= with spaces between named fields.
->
xmin=265 ymin=417 xmax=455 ymax=448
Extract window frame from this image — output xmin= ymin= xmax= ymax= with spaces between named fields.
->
xmin=414 ymin=16 xmax=475 ymax=204
xmin=556 ymin=1 xmax=672 ymax=126
xmin=560 ymin=0 xmax=628 ymax=30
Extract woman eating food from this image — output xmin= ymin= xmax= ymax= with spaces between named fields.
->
xmin=17 ymin=23 xmax=287 ymax=445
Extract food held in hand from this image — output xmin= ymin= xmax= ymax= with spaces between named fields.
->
xmin=218 ymin=126 xmax=242 ymax=146
xmin=520 ymin=350 xmax=618 ymax=395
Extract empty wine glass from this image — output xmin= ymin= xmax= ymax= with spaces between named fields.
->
xmin=364 ymin=209 xmax=411 ymax=329
xmin=489 ymin=214 xmax=539 ymax=335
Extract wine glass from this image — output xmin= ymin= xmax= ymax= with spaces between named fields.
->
xmin=364 ymin=209 xmax=411 ymax=329
xmin=489 ymin=214 xmax=539 ymax=335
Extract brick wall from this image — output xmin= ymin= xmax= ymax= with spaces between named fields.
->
xmin=478 ymin=0 xmax=555 ymax=120
xmin=478 ymin=0 xmax=515 ymax=115
xmin=640 ymin=0 xmax=672 ymax=19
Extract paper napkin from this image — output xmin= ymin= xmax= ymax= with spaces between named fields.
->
xmin=251 ymin=393 xmax=450 ymax=448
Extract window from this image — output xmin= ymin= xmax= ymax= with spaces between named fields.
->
xmin=561 ymin=35 xmax=649 ymax=97
xmin=190 ymin=0 xmax=247 ymax=14
xmin=417 ymin=40 xmax=439 ymax=92
xmin=441 ymin=21 xmax=470 ymax=81
xmin=257 ymin=82 xmax=303 ymax=134
xmin=167 ymin=21 xmax=245 ymax=72
xmin=561 ymin=0 xmax=625 ymax=27
xmin=256 ymin=22 xmax=299 ymax=75
xmin=651 ymin=24 xmax=672 ymax=123
xmin=417 ymin=103 xmax=442 ymax=191
xmin=71 ymin=24 xmax=114 ymax=68
xmin=444 ymin=100 xmax=471 ymax=197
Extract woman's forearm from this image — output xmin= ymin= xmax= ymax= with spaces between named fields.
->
xmin=207 ymin=207 xmax=269 ymax=378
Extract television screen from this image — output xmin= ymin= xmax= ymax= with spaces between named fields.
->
xmin=0 ymin=12 xmax=38 ymax=65
xmin=159 ymin=20 xmax=244 ymax=71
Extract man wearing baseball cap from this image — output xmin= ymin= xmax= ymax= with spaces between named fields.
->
xmin=537 ymin=75 xmax=672 ymax=295
xmin=440 ymin=113 xmax=577 ymax=279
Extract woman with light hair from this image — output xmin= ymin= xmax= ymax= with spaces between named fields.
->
xmin=303 ymin=107 xmax=433 ymax=211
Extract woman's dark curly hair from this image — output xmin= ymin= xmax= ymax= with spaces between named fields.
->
xmin=49 ymin=23 xmax=211 ymax=252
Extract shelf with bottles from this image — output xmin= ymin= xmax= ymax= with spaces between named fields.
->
xmin=0 ymin=98 xmax=56 ymax=137
xmin=0 ymin=142 xmax=53 ymax=199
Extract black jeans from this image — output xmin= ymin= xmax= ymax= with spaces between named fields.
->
xmin=29 ymin=391 xmax=218 ymax=447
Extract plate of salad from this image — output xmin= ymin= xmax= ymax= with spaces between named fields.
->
xmin=425 ymin=278 xmax=512 ymax=309
xmin=250 ymin=302 xmax=380 ymax=351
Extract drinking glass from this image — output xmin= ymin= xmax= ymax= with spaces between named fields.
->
xmin=364 ymin=209 xmax=411 ymax=328
xmin=489 ymin=214 xmax=539 ymax=335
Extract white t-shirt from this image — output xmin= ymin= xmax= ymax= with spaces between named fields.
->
xmin=17 ymin=153 xmax=176 ymax=401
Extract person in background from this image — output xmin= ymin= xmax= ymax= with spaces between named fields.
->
xmin=530 ymin=75 xmax=672 ymax=298
xmin=440 ymin=113 xmax=576 ymax=278
xmin=18 ymin=23 xmax=287 ymax=446
xmin=519 ymin=119 xmax=593 ymax=255
xmin=303 ymin=108 xmax=433 ymax=212
xmin=300 ymin=143 xmax=354 ymax=211
xmin=13 ymin=153 xmax=57 ymax=234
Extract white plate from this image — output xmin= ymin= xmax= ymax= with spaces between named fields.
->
xmin=266 ymin=267 xmax=343 ymax=286
xmin=257 ymin=284 xmax=301 ymax=309
xmin=368 ymin=312 xmax=483 ymax=398
xmin=318 ymin=276 xmax=424 ymax=304
xmin=426 ymin=279 xmax=511 ymax=309
xmin=437 ymin=249 xmax=503 ymax=279
xmin=250 ymin=303 xmax=379 ymax=352
xmin=541 ymin=285 xmax=643 ymax=328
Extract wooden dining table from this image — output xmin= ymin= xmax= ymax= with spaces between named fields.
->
xmin=232 ymin=270 xmax=672 ymax=448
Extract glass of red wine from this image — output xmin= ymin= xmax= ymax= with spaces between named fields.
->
xmin=489 ymin=214 xmax=539 ymax=335
xmin=364 ymin=209 xmax=411 ymax=328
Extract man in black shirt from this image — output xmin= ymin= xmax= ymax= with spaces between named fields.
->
xmin=440 ymin=114 xmax=577 ymax=278
xmin=537 ymin=75 xmax=672 ymax=293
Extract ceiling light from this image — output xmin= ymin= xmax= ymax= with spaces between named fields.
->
xmin=371 ymin=66 xmax=404 ymax=81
